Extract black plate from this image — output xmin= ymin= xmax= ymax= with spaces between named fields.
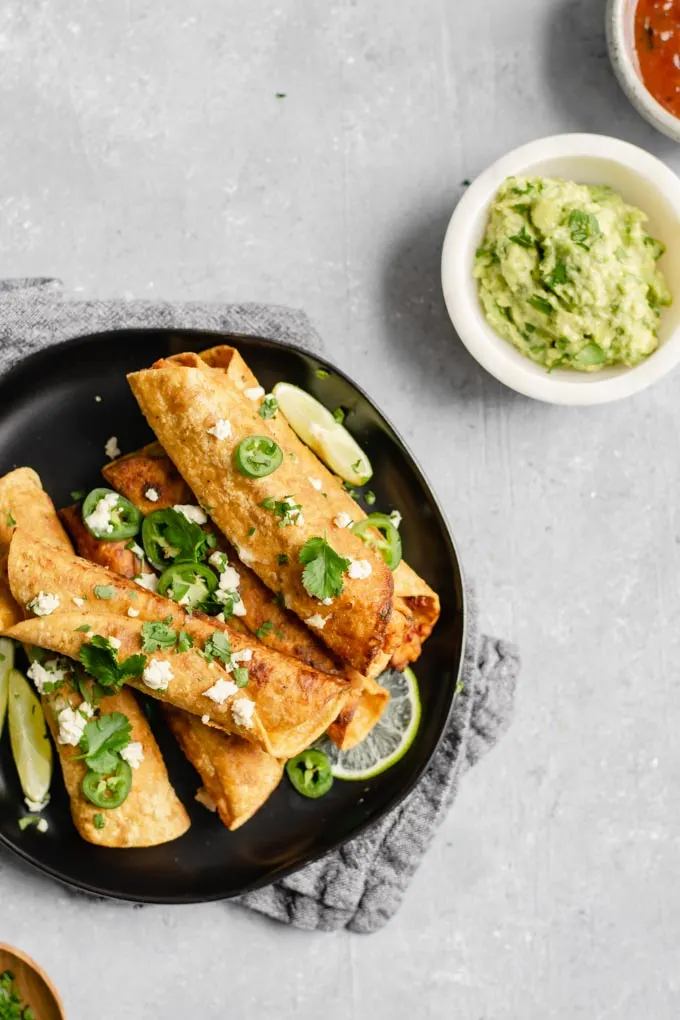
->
xmin=0 ymin=329 xmax=465 ymax=903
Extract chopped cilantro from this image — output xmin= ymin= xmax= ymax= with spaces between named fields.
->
xmin=93 ymin=813 xmax=105 ymax=829
xmin=277 ymin=553 xmax=289 ymax=565
xmin=75 ymin=624 xmax=91 ymax=633
xmin=255 ymin=621 xmax=274 ymax=639
xmin=6 ymin=512 xmax=15 ymax=527
xmin=248 ymin=526 xmax=256 ymax=537
xmin=177 ymin=629 xmax=194 ymax=653
xmin=299 ymin=535 xmax=350 ymax=601
xmin=79 ymin=635 xmax=146 ymax=691
xmin=509 ymin=225 xmax=535 ymax=249
xmin=259 ymin=496 xmax=302 ymax=527
xmin=94 ymin=585 xmax=115 ymax=600
xmin=76 ymin=712 xmax=132 ymax=773
xmin=364 ymin=491 xmax=376 ymax=506
xmin=201 ymin=631 xmax=232 ymax=665
xmin=527 ymin=295 xmax=553 ymax=316
xmin=141 ymin=621 xmax=177 ymax=653
xmin=233 ymin=667 xmax=249 ymax=688
xmin=315 ymin=368 xmax=329 ymax=379
xmin=258 ymin=394 xmax=278 ymax=419
xmin=333 ymin=407 xmax=346 ymax=424
xmin=70 ymin=489 xmax=87 ymax=501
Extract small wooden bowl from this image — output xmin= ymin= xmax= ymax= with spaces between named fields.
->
xmin=0 ymin=943 xmax=65 ymax=1020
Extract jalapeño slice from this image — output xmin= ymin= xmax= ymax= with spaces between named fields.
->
xmin=234 ymin=436 xmax=283 ymax=478
xmin=82 ymin=488 xmax=143 ymax=542
xmin=82 ymin=759 xmax=132 ymax=809
xmin=157 ymin=561 xmax=218 ymax=609
xmin=350 ymin=513 xmax=402 ymax=570
xmin=285 ymin=749 xmax=333 ymax=799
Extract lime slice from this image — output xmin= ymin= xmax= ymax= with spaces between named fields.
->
xmin=0 ymin=638 xmax=14 ymax=738
xmin=272 ymin=382 xmax=373 ymax=486
xmin=317 ymin=666 xmax=421 ymax=781
xmin=8 ymin=668 xmax=53 ymax=805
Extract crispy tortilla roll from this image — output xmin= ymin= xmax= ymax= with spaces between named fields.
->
xmin=0 ymin=469 xmax=189 ymax=847
xmin=127 ymin=353 xmax=396 ymax=675
xmin=46 ymin=686 xmax=190 ymax=847
xmin=99 ymin=443 xmax=389 ymax=747
xmin=6 ymin=611 xmax=348 ymax=759
xmin=164 ymin=706 xmax=284 ymax=830
xmin=203 ymin=347 xmax=440 ymax=668
xmin=60 ymin=499 xmax=289 ymax=828
xmin=7 ymin=533 xmax=350 ymax=758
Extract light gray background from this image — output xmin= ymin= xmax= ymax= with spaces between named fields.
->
xmin=1 ymin=0 xmax=677 ymax=1017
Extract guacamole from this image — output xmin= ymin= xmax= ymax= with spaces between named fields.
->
xmin=474 ymin=176 xmax=672 ymax=372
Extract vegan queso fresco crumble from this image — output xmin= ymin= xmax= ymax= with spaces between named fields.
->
xmin=474 ymin=175 xmax=672 ymax=372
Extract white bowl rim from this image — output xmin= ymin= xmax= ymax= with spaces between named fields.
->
xmin=441 ymin=132 xmax=680 ymax=406
xmin=606 ymin=0 xmax=680 ymax=143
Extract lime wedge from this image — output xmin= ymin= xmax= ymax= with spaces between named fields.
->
xmin=0 ymin=638 xmax=14 ymax=738
xmin=8 ymin=668 xmax=53 ymax=805
xmin=316 ymin=666 xmax=421 ymax=781
xmin=272 ymin=382 xmax=373 ymax=486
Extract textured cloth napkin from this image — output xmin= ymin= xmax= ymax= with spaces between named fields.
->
xmin=0 ymin=278 xmax=520 ymax=933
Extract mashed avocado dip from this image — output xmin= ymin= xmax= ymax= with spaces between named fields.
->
xmin=474 ymin=176 xmax=671 ymax=372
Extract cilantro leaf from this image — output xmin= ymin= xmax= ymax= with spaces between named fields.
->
xmin=255 ymin=620 xmax=274 ymax=639
xmin=258 ymin=394 xmax=278 ymax=419
xmin=259 ymin=496 xmax=302 ymax=527
xmin=527 ymin=295 xmax=553 ymax=316
xmin=141 ymin=621 xmax=177 ymax=653
xmin=233 ymin=667 xmax=249 ymax=688
xmin=79 ymin=635 xmax=146 ymax=691
xmin=509 ymin=225 xmax=535 ymax=249
xmin=177 ymin=629 xmax=194 ymax=653
xmin=568 ymin=209 xmax=600 ymax=249
xmin=299 ymin=535 xmax=350 ymax=601
xmin=93 ymin=813 xmax=105 ymax=829
xmin=77 ymin=711 xmax=132 ymax=774
xmin=201 ymin=631 xmax=232 ymax=665
xmin=146 ymin=508 xmax=211 ymax=565
xmin=94 ymin=585 xmax=115 ymax=600
xmin=6 ymin=511 xmax=15 ymax=527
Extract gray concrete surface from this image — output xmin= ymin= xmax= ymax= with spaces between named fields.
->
xmin=1 ymin=0 xmax=678 ymax=1016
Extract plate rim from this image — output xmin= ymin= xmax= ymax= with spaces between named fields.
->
xmin=0 ymin=327 xmax=467 ymax=904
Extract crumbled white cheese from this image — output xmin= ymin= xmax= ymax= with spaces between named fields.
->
xmin=334 ymin=511 xmax=353 ymax=529
xmin=127 ymin=607 xmax=140 ymax=617
xmin=215 ymin=612 xmax=226 ymax=623
xmin=120 ymin=741 xmax=144 ymax=770
xmin=37 ymin=819 xmax=48 ymax=833
xmin=84 ymin=491 xmax=120 ymax=535
xmin=232 ymin=598 xmax=247 ymax=617
xmin=27 ymin=659 xmax=68 ymax=695
xmin=232 ymin=648 xmax=253 ymax=664
xmin=143 ymin=658 xmax=173 ymax=691
xmin=128 ymin=541 xmax=145 ymax=559
xmin=195 ymin=787 xmax=217 ymax=812
xmin=390 ymin=510 xmax=402 ymax=529
xmin=321 ymin=597 xmax=334 ymax=606
xmin=295 ymin=513 xmax=305 ymax=527
xmin=27 ymin=592 xmax=60 ymax=617
xmin=201 ymin=714 xmax=211 ymax=725
xmin=232 ymin=697 xmax=255 ymax=729
xmin=239 ymin=547 xmax=255 ymax=565
xmin=72 ymin=596 xmax=85 ymax=607
xmin=173 ymin=504 xmax=208 ymax=525
xmin=217 ymin=565 xmax=240 ymax=590
xmin=25 ymin=794 xmax=50 ymax=812
xmin=145 ymin=487 xmax=159 ymax=502
xmin=305 ymin=614 xmax=327 ymax=630
xmin=244 ymin=386 xmax=265 ymax=401
xmin=105 ymin=436 xmax=121 ymax=459
xmin=207 ymin=418 xmax=233 ymax=440
xmin=108 ymin=637 xmax=121 ymax=650
xmin=203 ymin=678 xmax=238 ymax=704
xmin=95 ymin=395 xmax=102 ymax=403
xmin=135 ymin=573 xmax=159 ymax=592
xmin=209 ymin=551 xmax=229 ymax=572
xmin=348 ymin=558 xmax=372 ymax=580
xmin=57 ymin=705 xmax=90 ymax=745
xmin=308 ymin=476 xmax=323 ymax=490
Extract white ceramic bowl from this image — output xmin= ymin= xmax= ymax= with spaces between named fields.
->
xmin=441 ymin=133 xmax=680 ymax=405
xmin=607 ymin=0 xmax=680 ymax=143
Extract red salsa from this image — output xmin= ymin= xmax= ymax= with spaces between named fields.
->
xmin=635 ymin=0 xmax=680 ymax=116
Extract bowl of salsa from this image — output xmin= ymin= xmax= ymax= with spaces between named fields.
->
xmin=608 ymin=0 xmax=680 ymax=141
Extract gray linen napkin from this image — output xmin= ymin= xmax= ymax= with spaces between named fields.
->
xmin=0 ymin=279 xmax=520 ymax=933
